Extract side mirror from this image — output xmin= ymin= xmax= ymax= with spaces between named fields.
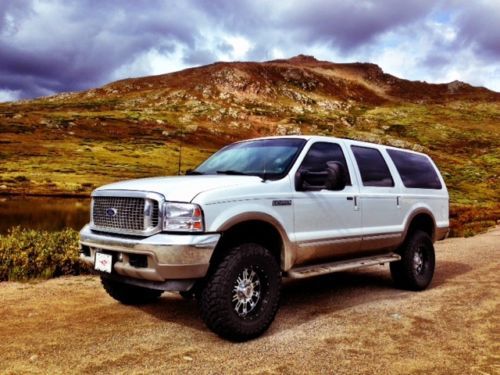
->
xmin=325 ymin=161 xmax=347 ymax=191
xmin=295 ymin=161 xmax=347 ymax=191
xmin=296 ymin=170 xmax=325 ymax=191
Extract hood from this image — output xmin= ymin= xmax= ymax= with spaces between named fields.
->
xmin=94 ymin=175 xmax=263 ymax=202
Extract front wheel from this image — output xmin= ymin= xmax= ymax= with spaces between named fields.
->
xmin=199 ymin=243 xmax=281 ymax=342
xmin=390 ymin=230 xmax=435 ymax=291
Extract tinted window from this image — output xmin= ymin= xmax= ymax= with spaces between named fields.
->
xmin=351 ymin=146 xmax=394 ymax=187
xmin=387 ymin=149 xmax=442 ymax=189
xmin=299 ymin=142 xmax=351 ymax=185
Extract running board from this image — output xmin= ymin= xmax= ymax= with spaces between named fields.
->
xmin=286 ymin=253 xmax=401 ymax=279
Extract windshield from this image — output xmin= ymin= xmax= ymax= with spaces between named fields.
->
xmin=194 ymin=138 xmax=306 ymax=180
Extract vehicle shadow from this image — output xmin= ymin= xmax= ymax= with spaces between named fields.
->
xmin=432 ymin=260 xmax=472 ymax=288
xmin=135 ymin=292 xmax=206 ymax=332
xmin=135 ymin=260 xmax=472 ymax=337
xmin=276 ymin=268 xmax=399 ymax=331
xmin=275 ymin=260 xmax=473 ymax=332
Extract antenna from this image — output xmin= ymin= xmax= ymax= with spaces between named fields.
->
xmin=177 ymin=135 xmax=182 ymax=175
xmin=177 ymin=127 xmax=185 ymax=175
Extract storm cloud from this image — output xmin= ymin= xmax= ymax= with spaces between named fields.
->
xmin=0 ymin=0 xmax=499 ymax=101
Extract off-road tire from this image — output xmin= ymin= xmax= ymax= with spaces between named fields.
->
xmin=199 ymin=243 xmax=281 ymax=342
xmin=101 ymin=276 xmax=163 ymax=305
xmin=390 ymin=230 xmax=435 ymax=291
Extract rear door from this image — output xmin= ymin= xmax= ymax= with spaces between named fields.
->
xmin=348 ymin=145 xmax=403 ymax=251
xmin=292 ymin=140 xmax=362 ymax=264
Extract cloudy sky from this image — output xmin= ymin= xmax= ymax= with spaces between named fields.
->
xmin=1 ymin=0 xmax=499 ymax=102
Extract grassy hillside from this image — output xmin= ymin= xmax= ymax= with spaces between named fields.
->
xmin=0 ymin=56 xmax=498 ymax=236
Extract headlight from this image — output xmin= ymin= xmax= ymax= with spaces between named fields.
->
xmin=163 ymin=202 xmax=204 ymax=232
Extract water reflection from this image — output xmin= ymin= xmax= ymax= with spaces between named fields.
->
xmin=0 ymin=196 xmax=90 ymax=234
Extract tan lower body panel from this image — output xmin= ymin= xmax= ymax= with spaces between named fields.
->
xmin=287 ymin=253 xmax=401 ymax=279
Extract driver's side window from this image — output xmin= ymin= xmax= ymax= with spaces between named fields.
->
xmin=298 ymin=142 xmax=351 ymax=186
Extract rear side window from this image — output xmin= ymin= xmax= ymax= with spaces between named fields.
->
xmin=351 ymin=146 xmax=394 ymax=187
xmin=387 ymin=149 xmax=442 ymax=189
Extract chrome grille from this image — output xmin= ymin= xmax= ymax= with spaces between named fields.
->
xmin=92 ymin=196 xmax=160 ymax=233
xmin=151 ymin=202 xmax=159 ymax=226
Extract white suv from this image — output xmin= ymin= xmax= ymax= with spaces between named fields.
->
xmin=80 ymin=136 xmax=449 ymax=341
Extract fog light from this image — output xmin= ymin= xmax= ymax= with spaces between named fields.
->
xmin=80 ymin=245 xmax=91 ymax=257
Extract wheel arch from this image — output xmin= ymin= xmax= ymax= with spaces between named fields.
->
xmin=402 ymin=208 xmax=437 ymax=243
xmin=210 ymin=212 xmax=294 ymax=271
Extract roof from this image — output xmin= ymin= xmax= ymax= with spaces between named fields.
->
xmin=240 ymin=135 xmax=429 ymax=156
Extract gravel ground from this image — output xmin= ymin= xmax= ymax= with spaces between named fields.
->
xmin=0 ymin=227 xmax=498 ymax=374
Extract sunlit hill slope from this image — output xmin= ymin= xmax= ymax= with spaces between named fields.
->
xmin=0 ymin=55 xmax=498 ymax=235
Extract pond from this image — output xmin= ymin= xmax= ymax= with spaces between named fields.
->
xmin=0 ymin=196 xmax=91 ymax=234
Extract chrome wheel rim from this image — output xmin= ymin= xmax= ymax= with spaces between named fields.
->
xmin=232 ymin=267 xmax=261 ymax=317
xmin=414 ymin=248 xmax=424 ymax=274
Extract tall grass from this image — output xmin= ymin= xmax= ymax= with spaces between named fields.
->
xmin=0 ymin=227 xmax=90 ymax=281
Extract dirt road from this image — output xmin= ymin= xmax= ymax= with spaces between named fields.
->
xmin=1 ymin=228 xmax=499 ymax=374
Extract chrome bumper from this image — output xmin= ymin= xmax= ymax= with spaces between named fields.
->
xmin=79 ymin=224 xmax=220 ymax=281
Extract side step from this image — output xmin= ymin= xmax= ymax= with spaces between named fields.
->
xmin=286 ymin=253 xmax=401 ymax=279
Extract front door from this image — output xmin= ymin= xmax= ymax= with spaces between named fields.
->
xmin=293 ymin=141 xmax=362 ymax=265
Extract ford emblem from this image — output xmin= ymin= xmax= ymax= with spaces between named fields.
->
xmin=106 ymin=208 xmax=118 ymax=217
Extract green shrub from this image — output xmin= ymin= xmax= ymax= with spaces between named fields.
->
xmin=449 ymin=204 xmax=500 ymax=237
xmin=0 ymin=227 xmax=91 ymax=281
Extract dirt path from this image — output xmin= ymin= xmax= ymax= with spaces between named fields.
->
xmin=1 ymin=228 xmax=499 ymax=374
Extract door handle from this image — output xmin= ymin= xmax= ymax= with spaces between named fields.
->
xmin=347 ymin=196 xmax=359 ymax=210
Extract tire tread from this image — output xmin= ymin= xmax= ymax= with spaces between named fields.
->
xmin=199 ymin=243 xmax=281 ymax=341
xmin=391 ymin=230 xmax=435 ymax=291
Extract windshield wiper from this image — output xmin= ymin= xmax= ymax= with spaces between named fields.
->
xmin=216 ymin=170 xmax=249 ymax=176
xmin=216 ymin=170 xmax=270 ymax=181
xmin=216 ymin=170 xmax=251 ymax=176
xmin=186 ymin=170 xmax=204 ymax=175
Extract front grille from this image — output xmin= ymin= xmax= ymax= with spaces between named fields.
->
xmin=152 ymin=202 xmax=159 ymax=227
xmin=92 ymin=196 xmax=159 ymax=233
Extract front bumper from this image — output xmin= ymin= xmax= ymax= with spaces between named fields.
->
xmin=79 ymin=225 xmax=220 ymax=282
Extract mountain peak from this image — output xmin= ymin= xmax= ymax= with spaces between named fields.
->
xmin=268 ymin=54 xmax=321 ymax=65
xmin=288 ymin=54 xmax=319 ymax=62
xmin=13 ymin=56 xmax=500 ymax=106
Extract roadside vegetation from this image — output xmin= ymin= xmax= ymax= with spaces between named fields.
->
xmin=0 ymin=227 xmax=90 ymax=281
xmin=449 ymin=204 xmax=499 ymax=237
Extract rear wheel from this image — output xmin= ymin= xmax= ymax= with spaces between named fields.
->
xmin=199 ymin=243 xmax=281 ymax=342
xmin=101 ymin=276 xmax=163 ymax=305
xmin=391 ymin=230 xmax=435 ymax=291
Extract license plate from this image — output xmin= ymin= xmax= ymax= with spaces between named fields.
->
xmin=95 ymin=252 xmax=113 ymax=273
